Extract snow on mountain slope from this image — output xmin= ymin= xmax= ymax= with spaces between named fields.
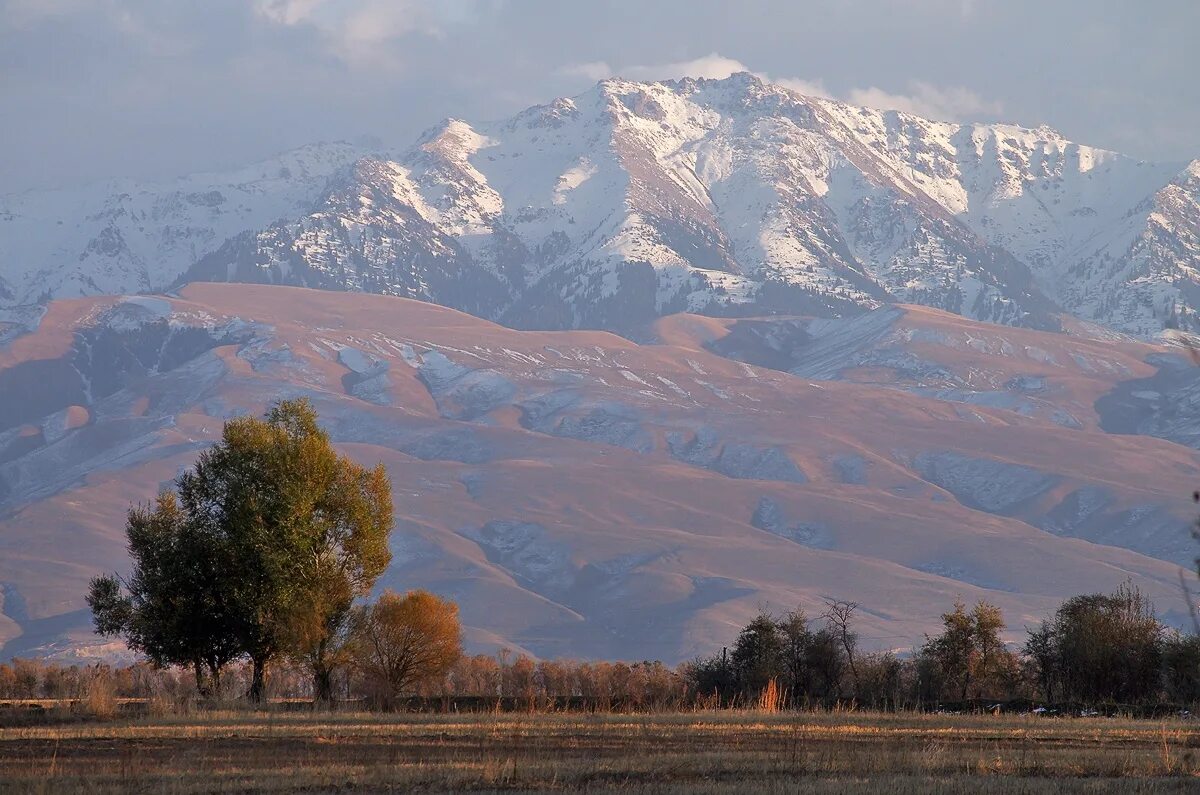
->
xmin=0 ymin=142 xmax=363 ymax=306
xmin=185 ymin=156 xmax=511 ymax=318
xmin=3 ymin=75 xmax=1198 ymax=338
xmin=175 ymin=74 xmax=1197 ymax=335
xmin=1057 ymin=160 xmax=1200 ymax=335
xmin=1 ymin=285 xmax=1198 ymax=662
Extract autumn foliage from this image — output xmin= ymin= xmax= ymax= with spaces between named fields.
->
xmin=351 ymin=590 xmax=462 ymax=707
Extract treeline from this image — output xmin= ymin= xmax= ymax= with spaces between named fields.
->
xmin=0 ymin=656 xmax=687 ymax=711
xmin=15 ymin=582 xmax=1198 ymax=713
xmin=689 ymin=586 xmax=1200 ymax=710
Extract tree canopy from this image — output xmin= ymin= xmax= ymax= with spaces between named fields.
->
xmin=87 ymin=491 xmax=241 ymax=695
xmin=351 ymin=589 xmax=462 ymax=706
xmin=919 ymin=599 xmax=1014 ymax=702
xmin=88 ymin=398 xmax=394 ymax=701
xmin=1023 ymin=582 xmax=1162 ymax=704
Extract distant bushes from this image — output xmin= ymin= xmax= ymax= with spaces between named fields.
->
xmin=0 ymin=655 xmax=691 ymax=713
xmin=0 ymin=660 xmax=192 ymax=718
xmin=685 ymin=584 xmax=1200 ymax=711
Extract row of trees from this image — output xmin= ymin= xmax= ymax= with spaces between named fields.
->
xmin=692 ymin=585 xmax=1200 ymax=708
xmin=72 ymin=582 xmax=1200 ymax=710
xmin=10 ymin=591 xmax=1200 ymax=710
xmin=0 ymin=654 xmax=689 ymax=710
xmin=87 ymin=399 xmax=461 ymax=704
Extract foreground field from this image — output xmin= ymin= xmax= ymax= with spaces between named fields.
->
xmin=1 ymin=710 xmax=1197 ymax=793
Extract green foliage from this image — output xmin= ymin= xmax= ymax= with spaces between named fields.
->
xmin=1023 ymin=621 xmax=1057 ymax=701
xmin=731 ymin=613 xmax=785 ymax=693
xmin=777 ymin=608 xmax=812 ymax=696
xmin=88 ymin=398 xmax=394 ymax=702
xmin=87 ymin=491 xmax=241 ymax=695
xmin=804 ymin=627 xmax=847 ymax=699
xmin=919 ymin=600 xmax=1013 ymax=702
xmin=684 ymin=606 xmax=856 ymax=705
xmin=1023 ymin=582 xmax=1163 ymax=704
xmin=922 ymin=600 xmax=975 ymax=701
xmin=854 ymin=651 xmax=902 ymax=707
xmin=86 ymin=576 xmax=131 ymax=638
xmin=1162 ymin=632 xmax=1200 ymax=703
xmin=683 ymin=649 xmax=735 ymax=701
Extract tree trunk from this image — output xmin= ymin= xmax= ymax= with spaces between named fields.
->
xmin=193 ymin=660 xmax=211 ymax=698
xmin=313 ymin=665 xmax=334 ymax=705
xmin=843 ymin=639 xmax=859 ymax=695
xmin=250 ymin=655 xmax=268 ymax=703
xmin=311 ymin=636 xmax=335 ymax=705
xmin=209 ymin=660 xmax=223 ymax=698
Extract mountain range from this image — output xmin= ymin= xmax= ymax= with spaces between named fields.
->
xmin=3 ymin=75 xmax=1200 ymax=663
xmin=3 ymin=73 xmax=1199 ymax=338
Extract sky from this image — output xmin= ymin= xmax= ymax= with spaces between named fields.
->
xmin=2 ymin=0 xmax=1198 ymax=193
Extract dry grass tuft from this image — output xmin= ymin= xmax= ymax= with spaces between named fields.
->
xmin=77 ymin=675 xmax=117 ymax=721
xmin=756 ymin=678 xmax=783 ymax=714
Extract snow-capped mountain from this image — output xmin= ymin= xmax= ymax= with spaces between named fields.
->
xmin=4 ymin=74 xmax=1199 ymax=337
xmin=0 ymin=142 xmax=364 ymax=307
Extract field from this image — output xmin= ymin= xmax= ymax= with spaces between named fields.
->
xmin=1 ymin=709 xmax=1198 ymax=793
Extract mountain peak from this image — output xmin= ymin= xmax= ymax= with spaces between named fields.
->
xmin=673 ymin=70 xmax=766 ymax=90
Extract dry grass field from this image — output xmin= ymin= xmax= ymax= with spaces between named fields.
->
xmin=1 ymin=709 xmax=1197 ymax=793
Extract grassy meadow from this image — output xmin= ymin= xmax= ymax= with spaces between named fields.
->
xmin=1 ymin=708 xmax=1197 ymax=793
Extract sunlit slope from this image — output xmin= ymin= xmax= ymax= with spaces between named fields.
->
xmin=0 ymin=284 xmax=1196 ymax=661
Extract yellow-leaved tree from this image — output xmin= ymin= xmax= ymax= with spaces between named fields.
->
xmin=351 ymin=589 xmax=462 ymax=707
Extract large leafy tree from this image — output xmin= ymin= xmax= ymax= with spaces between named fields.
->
xmin=776 ymin=608 xmax=812 ymax=701
xmin=87 ymin=492 xmax=241 ymax=696
xmin=1024 ymin=582 xmax=1162 ymax=704
xmin=922 ymin=600 xmax=976 ymax=701
xmin=177 ymin=398 xmax=393 ymax=701
xmin=90 ymin=398 xmax=393 ymax=702
xmin=921 ymin=599 xmax=1011 ymax=702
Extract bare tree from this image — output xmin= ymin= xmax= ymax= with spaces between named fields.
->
xmin=823 ymin=599 xmax=860 ymax=695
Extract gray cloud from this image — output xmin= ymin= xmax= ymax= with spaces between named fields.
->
xmin=561 ymin=53 xmax=998 ymax=122
xmin=2 ymin=0 xmax=1196 ymax=192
